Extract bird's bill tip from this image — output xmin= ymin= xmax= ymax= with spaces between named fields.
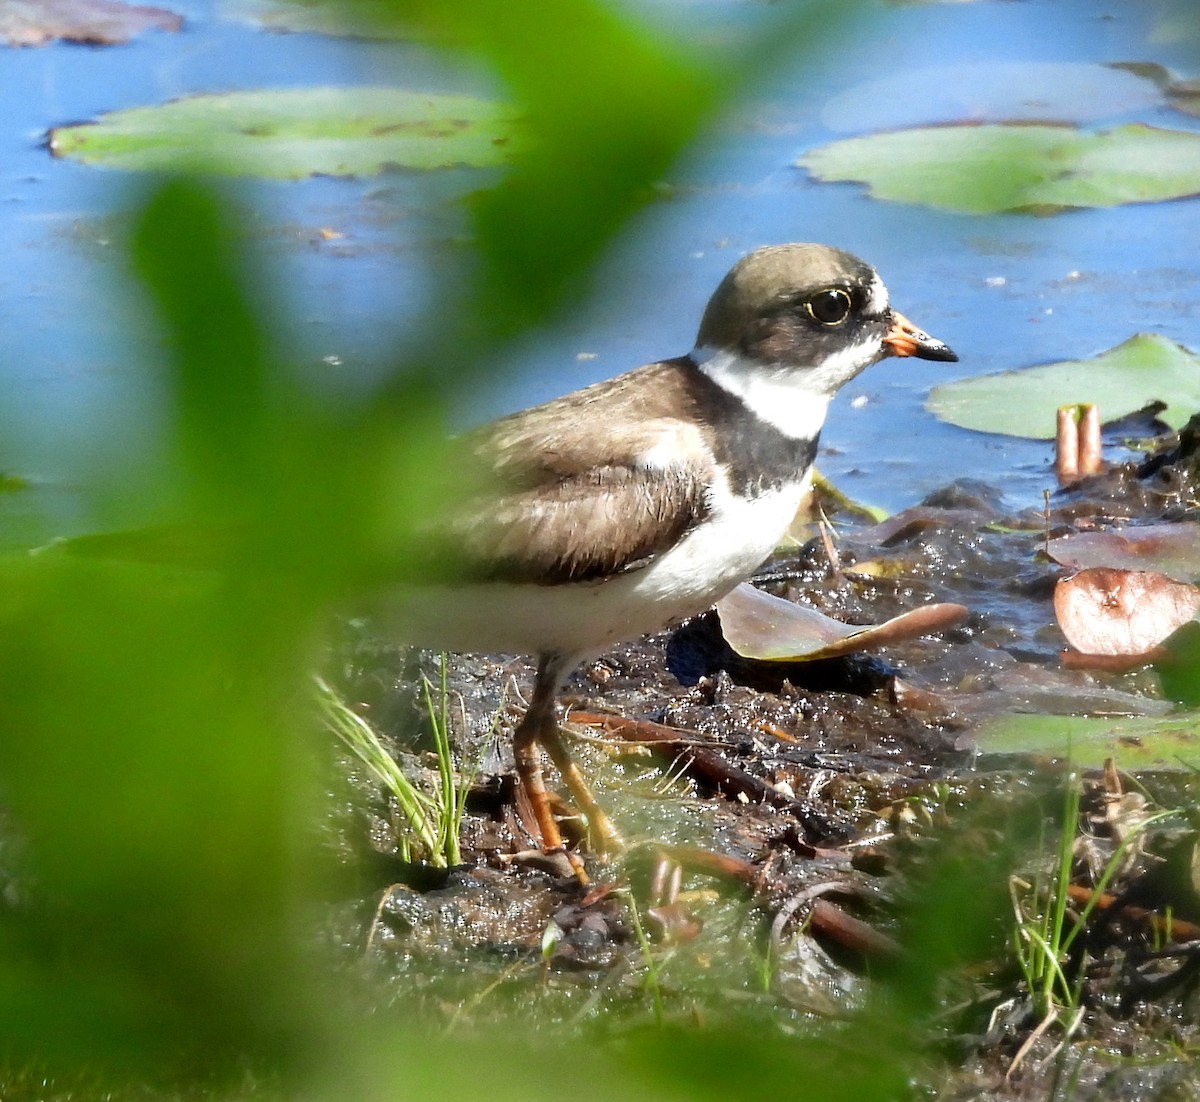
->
xmin=883 ymin=312 xmax=958 ymax=362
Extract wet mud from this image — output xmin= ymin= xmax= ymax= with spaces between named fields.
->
xmin=327 ymin=420 xmax=1200 ymax=1100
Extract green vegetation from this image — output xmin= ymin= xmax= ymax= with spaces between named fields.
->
xmin=1009 ymin=774 xmax=1175 ymax=1056
xmin=316 ymin=667 xmax=474 ymax=867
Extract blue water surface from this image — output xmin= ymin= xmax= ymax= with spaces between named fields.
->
xmin=2 ymin=0 xmax=1199 ymax=540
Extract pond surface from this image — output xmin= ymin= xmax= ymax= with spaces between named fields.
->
xmin=3 ymin=0 xmax=1200 ymax=535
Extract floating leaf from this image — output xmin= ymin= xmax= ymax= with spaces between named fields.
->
xmin=972 ymin=710 xmax=1200 ymax=771
xmin=0 ymin=0 xmax=179 ymax=46
xmin=1055 ymin=567 xmax=1200 ymax=658
xmin=1048 ymin=524 xmax=1200 ymax=583
xmin=800 ymin=123 xmax=1200 ymax=214
xmin=715 ymin=581 xmax=966 ymax=662
xmin=927 ymin=334 xmax=1200 ymax=439
xmin=48 ymin=88 xmax=523 ymax=178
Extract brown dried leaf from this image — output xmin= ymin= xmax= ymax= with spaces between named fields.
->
xmin=715 ymin=581 xmax=967 ymax=662
xmin=0 ymin=0 xmax=180 ymax=47
xmin=1054 ymin=566 xmax=1200 ymax=657
xmin=1047 ymin=523 xmax=1200 ymax=583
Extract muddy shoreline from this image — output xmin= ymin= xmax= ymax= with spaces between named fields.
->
xmin=321 ymin=425 xmax=1200 ymax=1100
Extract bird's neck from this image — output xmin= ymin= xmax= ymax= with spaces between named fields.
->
xmin=680 ymin=352 xmax=822 ymax=498
xmin=689 ymin=345 xmax=832 ymax=442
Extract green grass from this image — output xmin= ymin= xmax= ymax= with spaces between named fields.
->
xmin=316 ymin=660 xmax=474 ymax=868
xmin=421 ymin=660 xmax=475 ymax=867
xmin=1009 ymin=771 xmax=1176 ymax=1048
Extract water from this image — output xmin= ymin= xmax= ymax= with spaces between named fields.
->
xmin=2 ymin=0 xmax=1199 ymax=529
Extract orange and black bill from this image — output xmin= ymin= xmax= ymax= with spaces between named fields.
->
xmin=884 ymin=311 xmax=957 ymax=362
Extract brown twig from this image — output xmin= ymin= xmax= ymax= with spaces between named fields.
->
xmin=568 ymin=710 xmax=799 ymax=810
xmin=1066 ymin=882 xmax=1200 ymax=942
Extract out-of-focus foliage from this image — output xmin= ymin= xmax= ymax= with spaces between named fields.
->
xmin=4 ymin=1 xmax=977 ymax=1097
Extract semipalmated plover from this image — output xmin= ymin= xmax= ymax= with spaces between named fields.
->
xmin=394 ymin=243 xmax=956 ymax=879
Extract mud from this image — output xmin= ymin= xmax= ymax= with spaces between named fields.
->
xmin=326 ymin=418 xmax=1200 ymax=1099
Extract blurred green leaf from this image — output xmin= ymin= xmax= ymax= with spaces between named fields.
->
xmin=0 ymin=551 xmax=325 ymax=1075
xmin=0 ymin=180 xmax=345 ymax=1079
xmin=1156 ymin=621 xmax=1200 ymax=707
xmin=387 ymin=0 xmax=844 ymax=324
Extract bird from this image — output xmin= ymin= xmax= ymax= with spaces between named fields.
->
xmin=390 ymin=243 xmax=957 ymax=881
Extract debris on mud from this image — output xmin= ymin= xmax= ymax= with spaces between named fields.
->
xmin=324 ymin=420 xmax=1200 ymax=1098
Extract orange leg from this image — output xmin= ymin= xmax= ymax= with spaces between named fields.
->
xmin=511 ymin=654 xmax=590 ymax=883
xmin=539 ymin=723 xmax=624 ymax=858
xmin=510 ymin=653 xmax=627 ymax=881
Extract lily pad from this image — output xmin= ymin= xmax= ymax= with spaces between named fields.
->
xmin=800 ymin=123 xmax=1200 ymax=214
xmin=972 ymin=710 xmax=1200 ymax=771
xmin=927 ymin=334 xmax=1200 ymax=439
xmin=0 ymin=0 xmax=179 ymax=46
xmin=715 ymin=581 xmax=966 ymax=662
xmin=48 ymin=88 xmax=523 ymax=178
xmin=1157 ymin=621 xmax=1200 ymax=707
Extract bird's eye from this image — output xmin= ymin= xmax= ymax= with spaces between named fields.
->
xmin=804 ymin=288 xmax=853 ymax=326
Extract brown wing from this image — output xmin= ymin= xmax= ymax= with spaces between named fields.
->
xmin=448 ymin=361 xmax=714 ymax=585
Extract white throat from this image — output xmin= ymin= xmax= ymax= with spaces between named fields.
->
xmin=690 ymin=342 xmax=877 ymax=440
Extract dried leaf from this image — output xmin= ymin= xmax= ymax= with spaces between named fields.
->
xmin=0 ymin=0 xmax=180 ymax=47
xmin=1047 ymin=524 xmax=1200 ymax=583
xmin=1054 ymin=567 xmax=1200 ymax=657
xmin=715 ymin=581 xmax=967 ymax=662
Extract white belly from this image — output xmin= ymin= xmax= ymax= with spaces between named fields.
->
xmin=385 ymin=478 xmax=805 ymax=661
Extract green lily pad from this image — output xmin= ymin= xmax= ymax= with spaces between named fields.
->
xmin=927 ymin=334 xmax=1200 ymax=440
xmin=972 ymin=710 xmax=1200 ymax=771
xmin=800 ymin=123 xmax=1200 ymax=213
xmin=48 ymin=88 xmax=523 ymax=179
